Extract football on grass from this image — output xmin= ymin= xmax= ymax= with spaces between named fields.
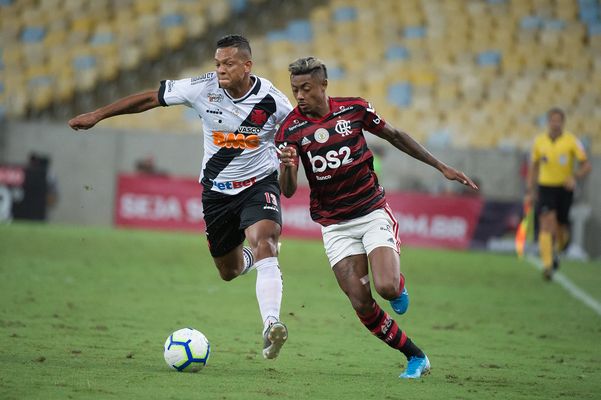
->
xmin=164 ymin=328 xmax=210 ymax=372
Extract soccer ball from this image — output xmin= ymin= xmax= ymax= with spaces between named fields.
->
xmin=163 ymin=328 xmax=210 ymax=372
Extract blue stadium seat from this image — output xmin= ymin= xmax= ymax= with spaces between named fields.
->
xmin=333 ymin=7 xmax=357 ymax=22
xmin=328 ymin=66 xmax=345 ymax=80
xmin=266 ymin=30 xmax=288 ymax=42
xmin=543 ymin=20 xmax=566 ymax=30
xmin=386 ymin=45 xmax=410 ymax=61
xmin=73 ymin=55 xmax=97 ymax=70
xmin=229 ymin=0 xmax=247 ymax=13
xmin=589 ymin=22 xmax=601 ymax=35
xmin=388 ymin=82 xmax=413 ymax=108
xmin=287 ymin=20 xmax=312 ymax=43
xmin=90 ymin=31 xmax=114 ymax=46
xmin=520 ymin=16 xmax=543 ymax=30
xmin=21 ymin=27 xmax=46 ymax=43
xmin=578 ymin=2 xmax=600 ymax=24
xmin=404 ymin=26 xmax=426 ymax=39
xmin=160 ymin=14 xmax=184 ymax=28
xmin=477 ymin=51 xmax=502 ymax=67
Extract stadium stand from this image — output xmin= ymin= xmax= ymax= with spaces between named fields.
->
xmin=1 ymin=0 xmax=600 ymax=154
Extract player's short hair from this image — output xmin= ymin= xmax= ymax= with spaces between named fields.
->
xmin=216 ymin=35 xmax=252 ymax=57
xmin=288 ymin=57 xmax=328 ymax=81
xmin=547 ymin=107 xmax=565 ymax=121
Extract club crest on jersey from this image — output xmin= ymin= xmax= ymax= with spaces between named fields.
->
xmin=314 ymin=128 xmax=329 ymax=143
xmin=335 ymin=120 xmax=352 ymax=136
xmin=208 ymin=92 xmax=224 ymax=102
xmin=250 ymin=109 xmax=268 ymax=126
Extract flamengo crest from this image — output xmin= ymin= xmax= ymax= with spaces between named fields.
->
xmin=335 ymin=119 xmax=352 ymax=136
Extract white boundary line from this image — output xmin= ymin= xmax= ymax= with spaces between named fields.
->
xmin=526 ymin=255 xmax=601 ymax=317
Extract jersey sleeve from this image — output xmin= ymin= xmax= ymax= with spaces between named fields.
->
xmin=359 ymin=99 xmax=387 ymax=132
xmin=531 ymin=136 xmax=542 ymax=162
xmin=158 ymin=73 xmax=212 ymax=107
xmin=572 ymin=136 xmax=588 ymax=162
xmin=270 ymin=86 xmax=294 ymax=124
xmin=275 ymin=118 xmax=300 ymax=154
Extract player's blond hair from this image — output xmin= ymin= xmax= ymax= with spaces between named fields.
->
xmin=288 ymin=57 xmax=328 ymax=80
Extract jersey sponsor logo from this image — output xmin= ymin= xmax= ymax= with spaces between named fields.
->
xmin=308 ymin=146 xmax=353 ymax=172
xmin=238 ymin=126 xmax=260 ymax=134
xmin=332 ymin=105 xmax=353 ymax=116
xmin=167 ymin=80 xmax=175 ymax=93
xmin=250 ymin=109 xmax=268 ymax=125
xmin=314 ymin=128 xmax=329 ymax=143
xmin=316 ymin=174 xmax=331 ymax=181
xmin=206 ymin=108 xmax=222 ymax=115
xmin=301 ymin=136 xmax=311 ymax=146
xmin=213 ymin=131 xmax=260 ymax=149
xmin=334 ymin=119 xmax=352 ymax=136
xmin=288 ymin=120 xmax=308 ymax=132
xmin=211 ymin=176 xmax=257 ymax=190
xmin=191 ymin=73 xmax=212 ymax=84
xmin=373 ymin=116 xmax=381 ymax=125
xmin=208 ymin=92 xmax=224 ymax=102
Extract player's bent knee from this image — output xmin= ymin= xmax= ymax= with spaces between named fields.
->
xmin=374 ymin=282 xmax=399 ymax=300
xmin=214 ymin=261 xmax=242 ymax=281
xmin=252 ymin=238 xmax=278 ymax=258
xmin=218 ymin=270 xmax=238 ymax=281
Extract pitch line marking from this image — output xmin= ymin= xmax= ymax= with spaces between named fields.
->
xmin=526 ymin=255 xmax=601 ymax=317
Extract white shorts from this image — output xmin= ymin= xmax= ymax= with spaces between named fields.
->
xmin=321 ymin=206 xmax=401 ymax=268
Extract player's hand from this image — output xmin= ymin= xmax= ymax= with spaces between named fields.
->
xmin=441 ymin=165 xmax=479 ymax=190
xmin=68 ymin=112 xmax=100 ymax=131
xmin=279 ymin=146 xmax=297 ymax=168
xmin=563 ymin=175 xmax=576 ymax=191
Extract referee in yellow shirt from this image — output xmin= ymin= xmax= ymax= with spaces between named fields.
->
xmin=525 ymin=108 xmax=592 ymax=280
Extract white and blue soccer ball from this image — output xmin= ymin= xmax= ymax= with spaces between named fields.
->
xmin=164 ymin=328 xmax=210 ymax=372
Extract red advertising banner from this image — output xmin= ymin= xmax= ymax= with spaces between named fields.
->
xmin=115 ymin=174 xmax=483 ymax=249
xmin=280 ymin=187 xmax=484 ymax=249
xmin=115 ymin=174 xmax=205 ymax=231
xmin=385 ymin=191 xmax=483 ymax=249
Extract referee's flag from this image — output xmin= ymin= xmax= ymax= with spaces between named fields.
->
xmin=515 ymin=203 xmax=532 ymax=258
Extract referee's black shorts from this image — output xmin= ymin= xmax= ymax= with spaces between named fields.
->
xmin=537 ymin=185 xmax=573 ymax=225
xmin=202 ymin=172 xmax=282 ymax=257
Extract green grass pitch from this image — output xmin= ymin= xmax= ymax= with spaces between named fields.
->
xmin=1 ymin=223 xmax=600 ymax=399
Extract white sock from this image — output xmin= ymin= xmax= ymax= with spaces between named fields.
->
xmin=254 ymin=257 xmax=282 ymax=332
xmin=240 ymin=246 xmax=255 ymax=275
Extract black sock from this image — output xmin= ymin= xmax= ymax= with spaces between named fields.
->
xmin=399 ymin=338 xmax=425 ymax=360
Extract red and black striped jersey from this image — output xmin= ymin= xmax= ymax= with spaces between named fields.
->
xmin=276 ymin=97 xmax=387 ymax=226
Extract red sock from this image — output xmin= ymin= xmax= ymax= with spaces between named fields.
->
xmin=357 ymin=301 xmax=424 ymax=359
xmin=397 ymin=273 xmax=405 ymax=297
xmin=357 ymin=301 xmax=407 ymax=349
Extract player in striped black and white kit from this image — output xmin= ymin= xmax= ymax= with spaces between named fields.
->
xmin=277 ymin=57 xmax=478 ymax=378
xmin=68 ymin=35 xmax=292 ymax=360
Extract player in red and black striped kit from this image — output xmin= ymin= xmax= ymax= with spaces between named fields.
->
xmin=276 ymin=57 xmax=478 ymax=379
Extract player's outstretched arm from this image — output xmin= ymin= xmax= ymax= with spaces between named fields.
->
xmin=68 ymin=90 xmax=161 ymax=131
xmin=278 ymin=146 xmax=299 ymax=198
xmin=374 ymin=123 xmax=479 ymax=190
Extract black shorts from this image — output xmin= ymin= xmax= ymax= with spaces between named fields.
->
xmin=537 ymin=185 xmax=573 ymax=225
xmin=202 ymin=172 xmax=282 ymax=257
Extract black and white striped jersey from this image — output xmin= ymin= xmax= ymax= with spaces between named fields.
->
xmin=159 ymin=72 xmax=292 ymax=197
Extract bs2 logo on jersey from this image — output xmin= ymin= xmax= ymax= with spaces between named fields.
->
xmin=308 ymin=146 xmax=353 ymax=172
